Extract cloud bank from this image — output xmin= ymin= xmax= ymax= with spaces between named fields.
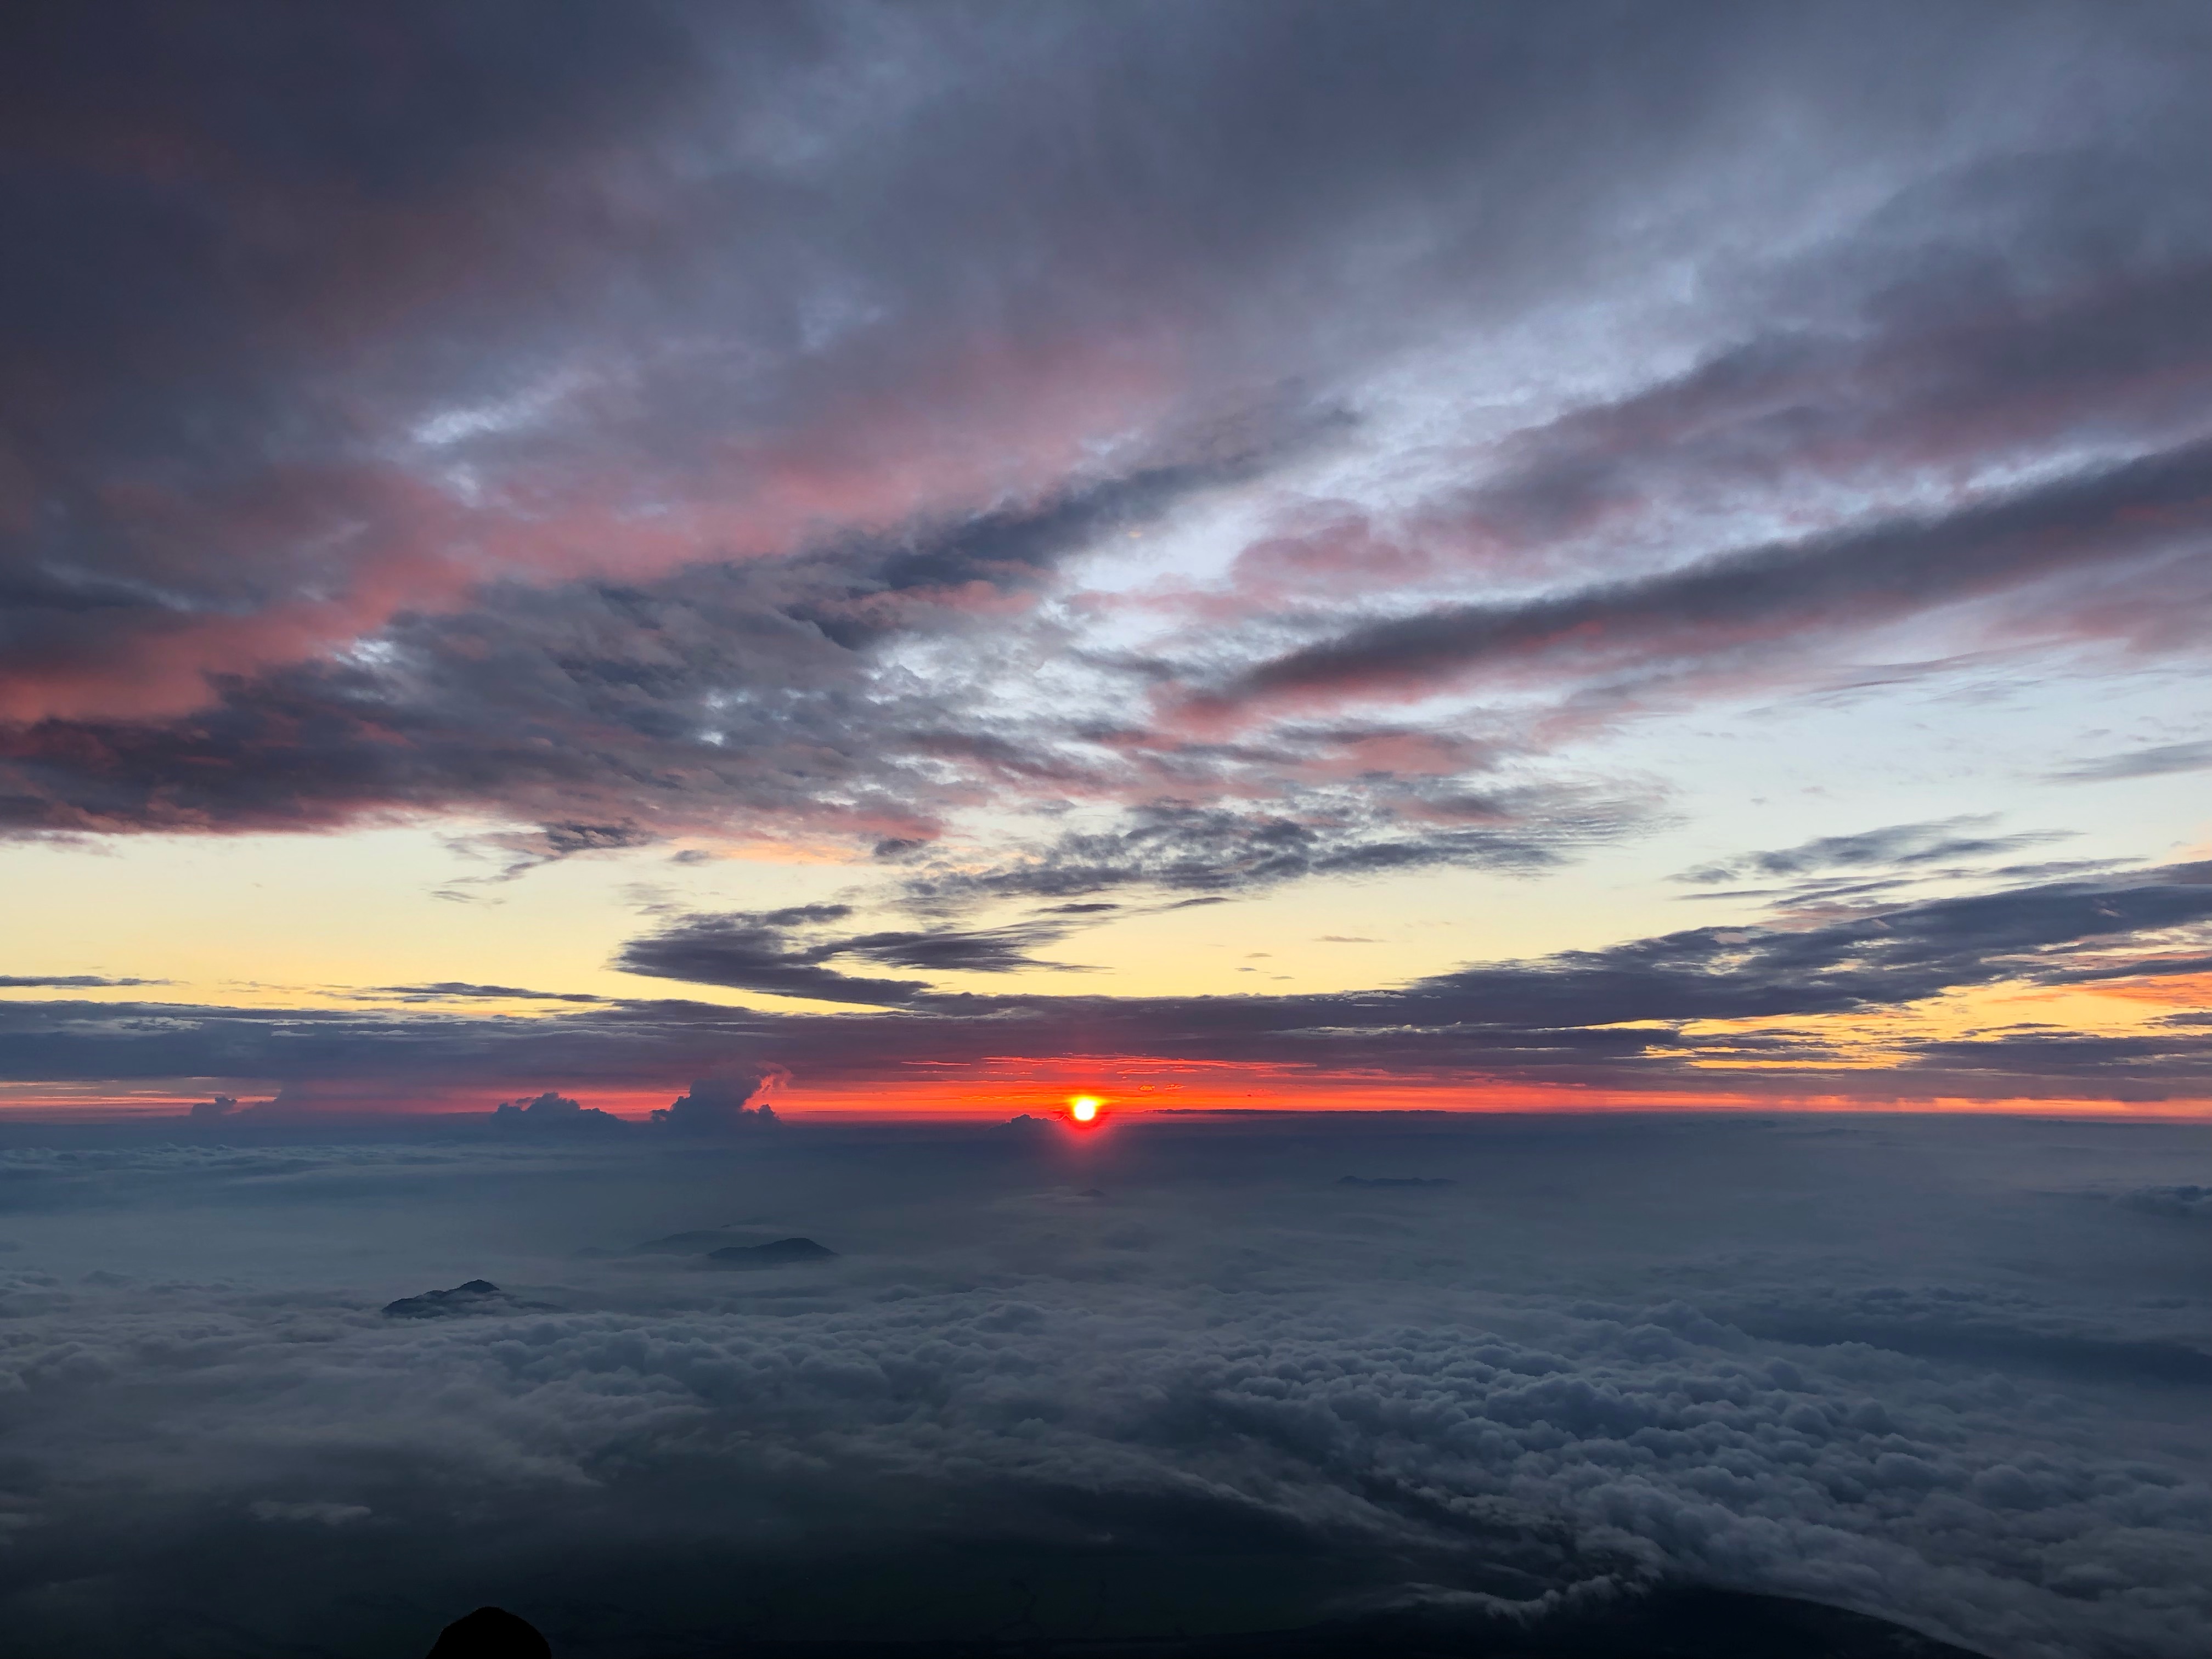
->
xmin=0 ymin=1114 xmax=2203 ymax=1657
xmin=5 ymin=859 xmax=2203 ymax=1108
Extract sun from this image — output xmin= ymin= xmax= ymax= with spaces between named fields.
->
xmin=1068 ymin=1095 xmax=1102 ymax=1124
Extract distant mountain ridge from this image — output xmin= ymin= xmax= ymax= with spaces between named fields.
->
xmin=577 ymin=1227 xmax=843 ymax=1266
xmin=382 ymin=1280 xmax=552 ymax=1319
xmin=424 ymin=1586 xmax=1987 ymax=1658
xmin=708 ymin=1237 xmax=838 ymax=1268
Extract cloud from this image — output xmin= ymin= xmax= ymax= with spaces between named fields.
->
xmin=889 ymin=788 xmax=1646 ymax=911
xmin=5 ymin=12 xmax=2212 ymax=1640
xmin=1386 ymin=256 xmax=2212 ymax=575
xmin=0 ymin=974 xmax=161 ymax=989
xmin=5 ymin=860 xmax=2204 ymax=1107
xmin=0 ymin=0 xmax=2203 ymax=896
xmin=1674 ymin=817 xmax=2069 ymax=887
xmin=614 ymin=901 xmax=1114 ymax=1006
xmin=1187 ymin=438 xmax=2212 ymax=723
xmin=248 ymin=1500 xmax=373 ymax=1528
xmin=442 ymin=821 xmax=659 ymax=884
xmin=648 ymin=1070 xmax=785 ymax=1133
xmin=612 ymin=907 xmax=934 ymax=1007
xmin=1 ymin=12 xmax=2208 ymax=1644
xmin=0 ymin=1 xmax=723 ymax=720
xmin=0 ymin=558 xmax=964 ymax=843
xmin=1891 ymin=1029 xmax=2212 ymax=1100
xmin=490 ymin=1091 xmax=624 ymax=1132
xmin=0 ymin=1115 xmax=2204 ymax=1656
xmin=1389 ymin=860 xmax=2212 ymax=1034
xmin=831 ymin=925 xmax=1092 ymax=977
xmin=0 ymin=443 xmax=1341 ymax=864
xmin=2116 ymin=1184 xmax=2212 ymax=1221
xmin=373 ymin=983 xmax=608 ymax=1005
xmin=2049 ymin=742 xmax=2212 ymax=784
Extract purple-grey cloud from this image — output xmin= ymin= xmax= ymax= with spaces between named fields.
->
xmin=4 ymin=861 xmax=2204 ymax=1103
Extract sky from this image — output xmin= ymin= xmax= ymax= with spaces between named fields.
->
xmin=2 ymin=0 xmax=2209 ymax=1122
xmin=2 ymin=11 xmax=2211 ymax=1655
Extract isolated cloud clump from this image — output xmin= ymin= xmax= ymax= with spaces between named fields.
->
xmin=490 ymin=1091 xmax=625 ymax=1132
xmin=649 ymin=1070 xmax=786 ymax=1133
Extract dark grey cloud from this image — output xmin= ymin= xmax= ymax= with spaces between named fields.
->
xmin=0 ymin=454 xmax=1436 ymax=870
xmin=648 ymin=1070 xmax=783 ymax=1133
xmin=892 ymin=788 xmax=1645 ymax=911
xmin=1674 ymin=817 xmax=2067 ymax=887
xmin=614 ymin=904 xmax=1098 ymax=1006
xmin=477 ymin=1075 xmax=780 ymax=1137
xmin=2049 ymin=741 xmax=2212 ymax=783
xmin=832 ymin=924 xmax=1088 ymax=976
xmin=489 ymin=1089 xmax=623 ymax=1132
xmin=1389 ymin=860 xmax=2212 ymax=1034
xmin=2 ymin=0 xmax=1705 ymax=711
xmin=2117 ymin=1183 xmax=2212 ymax=1221
xmin=788 ymin=438 xmax=1316 ymax=652
xmin=442 ymin=821 xmax=661 ymax=885
xmin=0 ymin=0 xmax=2204 ymax=880
xmin=1413 ymin=256 xmax=2212 ymax=569
xmin=1893 ymin=1028 xmax=2212 ymax=1099
xmin=373 ymin=982 xmax=608 ymax=1005
xmin=0 ymin=1 xmax=727 ymax=703
xmin=0 ymin=557 xmax=960 ymax=839
xmin=1197 ymin=437 xmax=2212 ymax=717
xmin=0 ymin=974 xmax=161 ymax=988
xmin=613 ymin=906 xmax=932 ymax=1007
xmin=5 ymin=861 xmax=2202 ymax=1104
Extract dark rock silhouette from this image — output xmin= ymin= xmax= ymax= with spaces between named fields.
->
xmin=706 ymin=1236 xmax=838 ymax=1268
xmin=706 ymin=1586 xmax=1985 ymax=1657
xmin=383 ymin=1279 xmax=504 ymax=1318
xmin=394 ymin=1584 xmax=1978 ymax=1659
xmin=425 ymin=1605 xmax=550 ymax=1658
xmin=625 ymin=1227 xmax=756 ymax=1255
xmin=1337 ymin=1175 xmax=1454 ymax=1188
xmin=381 ymin=1280 xmax=551 ymax=1318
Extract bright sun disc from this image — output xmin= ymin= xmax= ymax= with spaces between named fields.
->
xmin=1069 ymin=1096 xmax=1101 ymax=1122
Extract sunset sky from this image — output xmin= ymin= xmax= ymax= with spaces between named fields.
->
xmin=6 ymin=13 xmax=2212 ymax=1659
xmin=4 ymin=0 xmax=2209 ymax=1120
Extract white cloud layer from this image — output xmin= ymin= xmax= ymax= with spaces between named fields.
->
xmin=0 ymin=1115 xmax=2205 ymax=1657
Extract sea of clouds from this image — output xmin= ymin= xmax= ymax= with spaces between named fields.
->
xmin=0 ymin=1113 xmax=2205 ymax=1657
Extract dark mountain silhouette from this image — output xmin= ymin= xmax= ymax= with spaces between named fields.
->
xmin=383 ymin=1280 xmax=506 ymax=1318
xmin=703 ymin=1587 xmax=1985 ymax=1658
xmin=624 ymin=1227 xmax=759 ymax=1255
xmin=381 ymin=1280 xmax=552 ymax=1318
xmin=399 ymin=1584 xmax=1984 ymax=1658
xmin=574 ymin=1225 xmax=799 ymax=1257
xmin=425 ymin=1605 xmax=550 ymax=1658
xmin=706 ymin=1237 xmax=839 ymax=1268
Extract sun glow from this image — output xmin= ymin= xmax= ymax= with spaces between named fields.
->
xmin=1068 ymin=1095 xmax=1102 ymax=1123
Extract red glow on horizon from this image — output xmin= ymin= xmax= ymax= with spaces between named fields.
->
xmin=3 ymin=1066 xmax=2209 ymax=1124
